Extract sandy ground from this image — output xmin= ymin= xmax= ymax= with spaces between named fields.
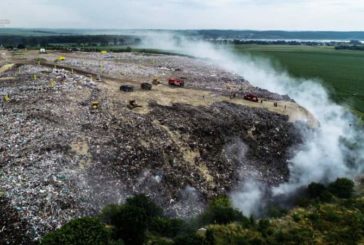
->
xmin=101 ymin=78 xmax=317 ymax=127
xmin=2 ymin=49 xmax=317 ymax=127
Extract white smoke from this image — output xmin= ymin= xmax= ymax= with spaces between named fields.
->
xmin=137 ymin=32 xmax=364 ymax=214
xmin=231 ymin=180 xmax=265 ymax=217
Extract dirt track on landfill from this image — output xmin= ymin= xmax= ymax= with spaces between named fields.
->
xmin=6 ymin=49 xmax=317 ymax=127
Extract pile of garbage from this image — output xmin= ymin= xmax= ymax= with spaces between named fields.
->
xmin=1 ymin=55 xmax=303 ymax=242
xmin=1 ymin=65 xmax=101 ymax=239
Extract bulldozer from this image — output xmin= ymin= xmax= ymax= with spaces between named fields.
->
xmin=127 ymin=100 xmax=142 ymax=110
xmin=90 ymin=101 xmax=100 ymax=112
xmin=3 ymin=95 xmax=10 ymax=103
xmin=152 ymin=78 xmax=161 ymax=85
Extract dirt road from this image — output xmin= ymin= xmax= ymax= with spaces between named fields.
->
xmin=2 ymin=49 xmax=317 ymax=127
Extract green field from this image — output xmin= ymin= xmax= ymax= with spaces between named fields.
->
xmin=233 ymin=45 xmax=364 ymax=117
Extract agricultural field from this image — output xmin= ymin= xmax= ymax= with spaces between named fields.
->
xmin=233 ymin=45 xmax=364 ymax=117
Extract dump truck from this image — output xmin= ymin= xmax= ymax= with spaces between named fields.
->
xmin=120 ymin=85 xmax=134 ymax=92
xmin=168 ymin=77 xmax=184 ymax=87
xmin=244 ymin=93 xmax=259 ymax=102
xmin=141 ymin=83 xmax=152 ymax=90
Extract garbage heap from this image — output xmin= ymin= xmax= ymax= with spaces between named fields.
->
xmin=0 ymin=64 xmax=302 ymax=241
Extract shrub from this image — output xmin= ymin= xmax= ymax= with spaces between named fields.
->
xmin=306 ymin=182 xmax=334 ymax=202
xmin=266 ymin=205 xmax=287 ymax=218
xmin=40 ymin=217 xmax=109 ymax=245
xmin=319 ymin=190 xmax=334 ymax=202
xmin=149 ymin=217 xmax=186 ymax=238
xmin=101 ymin=195 xmax=165 ymax=244
xmin=17 ymin=44 xmax=26 ymax=49
xmin=102 ymin=204 xmax=148 ymax=245
xmin=200 ymin=197 xmax=249 ymax=226
xmin=147 ymin=236 xmax=174 ymax=245
xmin=307 ymin=182 xmax=326 ymax=199
xmin=100 ymin=204 xmax=121 ymax=225
xmin=257 ymin=219 xmax=270 ymax=234
xmin=174 ymin=232 xmax=203 ymax=245
xmin=328 ymin=178 xmax=354 ymax=199
xmin=126 ymin=194 xmax=163 ymax=219
xmin=279 ymin=228 xmax=314 ymax=243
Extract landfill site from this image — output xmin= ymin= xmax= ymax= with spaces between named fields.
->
xmin=0 ymin=50 xmax=315 ymax=242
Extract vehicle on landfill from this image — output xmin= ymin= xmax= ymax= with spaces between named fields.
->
xmin=168 ymin=77 xmax=184 ymax=87
xmin=141 ymin=83 xmax=152 ymax=90
xmin=3 ymin=95 xmax=10 ymax=103
xmin=243 ymin=93 xmax=259 ymax=102
xmin=120 ymin=85 xmax=134 ymax=92
xmin=127 ymin=100 xmax=142 ymax=110
xmin=152 ymin=78 xmax=160 ymax=85
xmin=91 ymin=101 xmax=100 ymax=111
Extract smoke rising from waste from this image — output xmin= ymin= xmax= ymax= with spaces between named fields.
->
xmin=138 ymin=32 xmax=364 ymax=215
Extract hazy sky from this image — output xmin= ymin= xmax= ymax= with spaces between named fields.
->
xmin=1 ymin=0 xmax=364 ymax=30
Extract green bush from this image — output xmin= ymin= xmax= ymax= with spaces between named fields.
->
xmin=102 ymin=204 xmax=148 ymax=245
xmin=306 ymin=182 xmax=334 ymax=203
xmin=101 ymin=195 xmax=164 ymax=244
xmin=200 ymin=197 xmax=249 ymax=226
xmin=149 ymin=217 xmax=186 ymax=238
xmin=40 ymin=217 xmax=109 ymax=245
xmin=328 ymin=178 xmax=354 ymax=199
xmin=100 ymin=204 xmax=121 ymax=225
xmin=319 ymin=190 xmax=334 ymax=202
xmin=174 ymin=232 xmax=204 ymax=245
xmin=146 ymin=236 xmax=174 ymax=245
xmin=266 ymin=205 xmax=287 ymax=218
xmin=273 ymin=227 xmax=314 ymax=243
xmin=257 ymin=219 xmax=270 ymax=234
xmin=125 ymin=194 xmax=163 ymax=219
xmin=307 ymin=182 xmax=326 ymax=199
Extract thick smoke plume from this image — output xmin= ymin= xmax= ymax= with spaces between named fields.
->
xmin=137 ymin=32 xmax=364 ymax=216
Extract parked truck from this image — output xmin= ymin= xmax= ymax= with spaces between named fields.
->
xmin=168 ymin=77 xmax=184 ymax=87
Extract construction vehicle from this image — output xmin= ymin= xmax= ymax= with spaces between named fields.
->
xmin=168 ymin=77 xmax=184 ymax=87
xmin=91 ymin=101 xmax=100 ymax=111
xmin=120 ymin=85 xmax=134 ymax=92
xmin=244 ymin=93 xmax=259 ymax=102
xmin=127 ymin=100 xmax=142 ymax=110
xmin=3 ymin=95 xmax=10 ymax=103
xmin=39 ymin=48 xmax=47 ymax=54
xmin=152 ymin=78 xmax=160 ymax=85
xmin=57 ymin=56 xmax=65 ymax=61
xmin=49 ymin=80 xmax=56 ymax=88
xmin=141 ymin=83 xmax=152 ymax=90
xmin=100 ymin=50 xmax=108 ymax=55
